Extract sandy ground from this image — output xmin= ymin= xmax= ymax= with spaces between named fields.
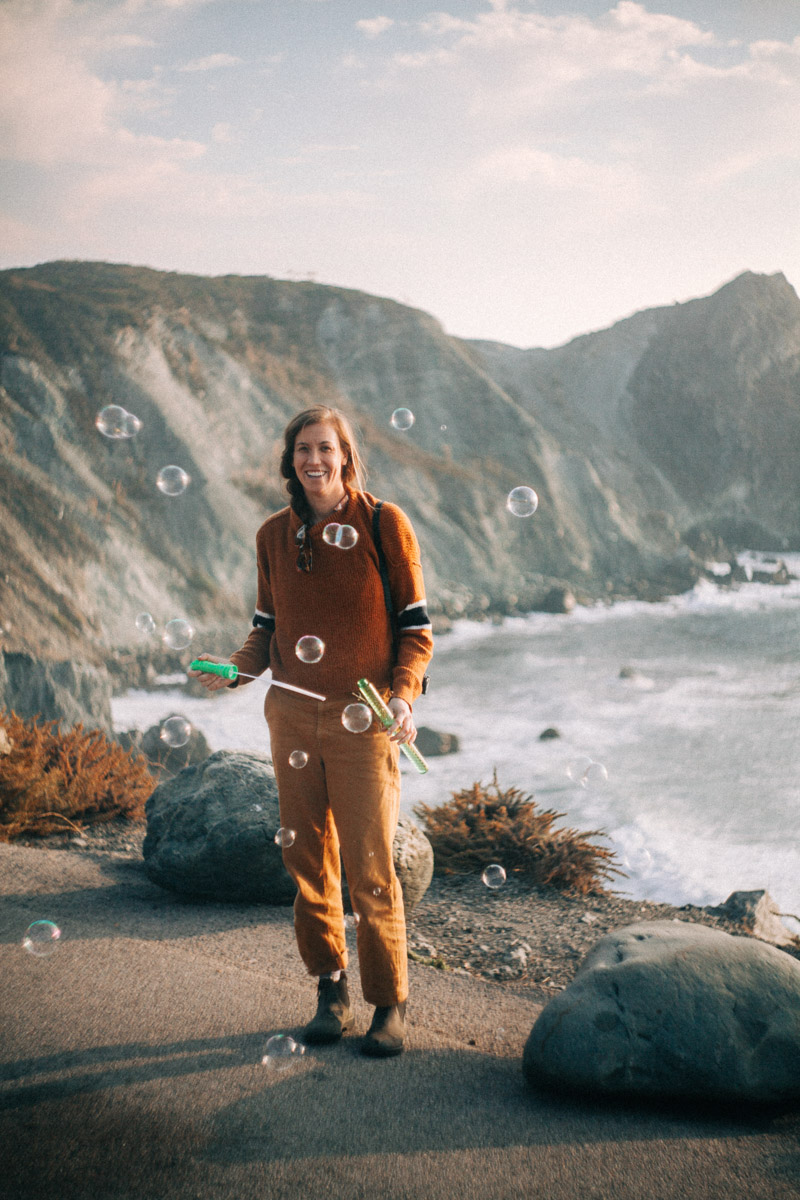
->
xmin=2 ymin=841 xmax=799 ymax=1200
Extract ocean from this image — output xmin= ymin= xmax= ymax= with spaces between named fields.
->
xmin=112 ymin=553 xmax=800 ymax=933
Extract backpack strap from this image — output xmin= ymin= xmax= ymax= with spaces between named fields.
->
xmin=372 ymin=500 xmax=399 ymax=662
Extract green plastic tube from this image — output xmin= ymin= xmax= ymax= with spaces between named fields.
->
xmin=357 ymin=678 xmax=429 ymax=775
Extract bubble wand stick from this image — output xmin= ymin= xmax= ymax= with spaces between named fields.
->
xmin=357 ymin=678 xmax=429 ymax=775
xmin=189 ymin=659 xmax=326 ymax=701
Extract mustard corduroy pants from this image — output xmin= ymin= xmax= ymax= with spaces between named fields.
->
xmin=265 ymin=684 xmax=409 ymax=1007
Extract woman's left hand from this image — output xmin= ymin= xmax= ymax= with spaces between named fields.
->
xmin=386 ymin=697 xmax=416 ymax=745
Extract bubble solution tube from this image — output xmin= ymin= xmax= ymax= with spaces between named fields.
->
xmin=189 ymin=659 xmax=326 ymax=702
xmin=357 ymin=678 xmax=429 ymax=775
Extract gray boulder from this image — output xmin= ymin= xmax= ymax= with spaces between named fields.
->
xmin=1 ymin=651 xmax=113 ymax=731
xmin=140 ymin=715 xmax=211 ymax=778
xmin=144 ymin=749 xmax=434 ymax=911
xmin=415 ymin=726 xmax=460 ymax=757
xmin=705 ymin=890 xmax=800 ymax=950
xmin=143 ymin=750 xmax=295 ymax=904
xmin=523 ymin=920 xmax=800 ymax=1105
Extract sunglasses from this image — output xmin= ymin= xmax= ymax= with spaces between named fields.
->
xmin=296 ymin=525 xmax=312 ymax=573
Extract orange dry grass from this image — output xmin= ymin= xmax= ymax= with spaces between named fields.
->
xmin=415 ymin=772 xmax=624 ymax=896
xmin=0 ymin=711 xmax=153 ymax=841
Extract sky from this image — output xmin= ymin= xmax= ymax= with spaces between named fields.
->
xmin=1 ymin=0 xmax=798 ymax=348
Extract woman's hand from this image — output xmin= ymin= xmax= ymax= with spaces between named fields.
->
xmin=386 ymin=696 xmax=416 ymax=745
xmin=188 ymin=654 xmax=235 ymax=692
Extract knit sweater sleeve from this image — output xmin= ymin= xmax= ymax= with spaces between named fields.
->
xmin=379 ymin=502 xmax=433 ymax=706
xmin=228 ymin=524 xmax=274 ymax=686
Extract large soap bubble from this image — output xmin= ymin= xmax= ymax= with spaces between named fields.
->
xmin=390 ymin=408 xmax=415 ymax=431
xmin=96 ymin=405 xmax=129 ymax=438
xmin=160 ymin=715 xmax=192 ymax=748
xmin=163 ymin=618 xmax=194 ymax=650
xmin=295 ymin=636 xmax=325 ymax=664
xmin=274 ymin=827 xmax=296 ymax=848
xmin=322 ymin=523 xmax=341 ymax=546
xmin=135 ymin=612 xmax=156 ymax=637
xmin=289 ymin=750 xmax=308 ymax=769
xmin=481 ymin=864 xmax=507 ymax=889
xmin=335 ymin=525 xmax=358 ymax=550
xmin=506 ymin=487 xmax=539 ymax=517
xmin=342 ymin=703 xmax=372 ymax=733
xmin=22 ymin=920 xmax=61 ymax=957
xmin=262 ymin=1034 xmax=305 ymax=1069
xmin=156 ymin=466 xmax=190 ymax=496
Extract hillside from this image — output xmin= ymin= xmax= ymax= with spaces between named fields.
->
xmin=1 ymin=263 xmax=798 ymax=698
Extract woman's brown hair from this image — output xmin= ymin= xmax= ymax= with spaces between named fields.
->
xmin=280 ymin=405 xmax=366 ymax=520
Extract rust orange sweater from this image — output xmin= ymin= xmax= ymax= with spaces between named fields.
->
xmin=229 ymin=489 xmax=433 ymax=706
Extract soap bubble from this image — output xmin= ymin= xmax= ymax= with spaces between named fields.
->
xmin=344 ymin=912 xmax=361 ymax=931
xmin=160 ymin=715 xmax=192 ymax=748
xmin=122 ymin=411 xmax=142 ymax=437
xmin=95 ymin=405 xmax=130 ymax=438
xmin=390 ymin=407 xmax=415 ymax=431
xmin=342 ymin=703 xmax=372 ymax=733
xmin=295 ymin=636 xmax=324 ymax=664
xmin=261 ymin=1033 xmax=305 ymax=1070
xmin=135 ymin=612 xmax=156 ymax=637
xmin=372 ymin=886 xmax=382 ymax=897
xmin=481 ymin=864 xmax=506 ymax=889
xmin=156 ymin=465 xmax=190 ymax=496
xmin=289 ymin=750 xmax=308 ymax=769
xmin=275 ymin=827 xmax=296 ymax=848
xmin=581 ymin=761 xmax=609 ymax=789
xmin=335 ymin=524 xmax=358 ymax=550
xmin=322 ymin=523 xmax=341 ymax=546
xmin=506 ymin=487 xmax=539 ymax=518
xmin=440 ymin=424 xmax=447 ymax=432
xmin=566 ymin=756 xmax=594 ymax=783
xmin=163 ymin=618 xmax=194 ymax=650
xmin=22 ymin=920 xmax=61 ymax=957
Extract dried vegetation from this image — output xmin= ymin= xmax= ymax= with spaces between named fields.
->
xmin=415 ymin=772 xmax=623 ymax=896
xmin=0 ymin=711 xmax=153 ymax=842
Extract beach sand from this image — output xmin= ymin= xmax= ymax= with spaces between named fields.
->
xmin=2 ymin=833 xmax=799 ymax=1200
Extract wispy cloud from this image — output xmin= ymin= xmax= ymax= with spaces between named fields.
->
xmin=356 ymin=16 xmax=394 ymax=39
xmin=179 ymin=52 xmax=243 ymax=72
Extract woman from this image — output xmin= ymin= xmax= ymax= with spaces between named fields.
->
xmin=191 ymin=404 xmax=433 ymax=1057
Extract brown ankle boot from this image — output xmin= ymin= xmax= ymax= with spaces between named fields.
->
xmin=301 ymin=973 xmax=355 ymax=1045
xmin=361 ymin=1001 xmax=406 ymax=1057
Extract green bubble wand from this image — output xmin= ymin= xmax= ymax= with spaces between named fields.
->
xmin=189 ymin=659 xmax=327 ymax=702
xmin=357 ymin=678 xmax=429 ymax=775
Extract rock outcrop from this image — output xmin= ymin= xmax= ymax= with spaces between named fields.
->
xmin=705 ymin=890 xmax=799 ymax=950
xmin=523 ymin=920 xmax=800 ymax=1104
xmin=0 ymin=651 xmax=113 ymax=731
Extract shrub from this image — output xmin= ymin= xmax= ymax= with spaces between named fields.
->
xmin=414 ymin=771 xmax=623 ymax=896
xmin=0 ymin=711 xmax=154 ymax=842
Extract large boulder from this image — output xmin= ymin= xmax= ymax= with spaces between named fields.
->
xmin=523 ymin=921 xmax=800 ymax=1105
xmin=144 ymin=749 xmax=434 ymax=910
xmin=143 ymin=750 xmax=295 ymax=904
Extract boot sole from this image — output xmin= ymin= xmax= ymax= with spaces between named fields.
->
xmin=360 ymin=1037 xmax=404 ymax=1058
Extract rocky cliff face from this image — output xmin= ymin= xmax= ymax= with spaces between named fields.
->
xmin=1 ymin=262 xmax=798 ymax=689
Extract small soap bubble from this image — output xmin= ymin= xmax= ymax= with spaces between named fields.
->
xmin=122 ymin=411 xmax=142 ymax=437
xmin=481 ymin=864 xmax=506 ymax=889
xmin=440 ymin=424 xmax=447 ymax=432
xmin=95 ymin=405 xmax=129 ymax=438
xmin=135 ymin=612 xmax=156 ymax=637
xmin=160 ymin=715 xmax=192 ymax=748
xmin=566 ymin=756 xmax=594 ymax=783
xmin=22 ymin=920 xmax=61 ymax=957
xmin=322 ymin=523 xmax=341 ymax=546
xmin=581 ymin=761 xmax=609 ymax=789
xmin=342 ymin=703 xmax=372 ymax=733
xmin=295 ymin=635 xmax=324 ymax=664
xmin=372 ymin=886 xmax=382 ymax=897
xmin=163 ymin=618 xmax=194 ymax=650
xmin=261 ymin=1034 xmax=305 ymax=1069
xmin=506 ymin=486 xmax=539 ymax=518
xmin=344 ymin=912 xmax=361 ymax=930
xmin=275 ymin=827 xmax=296 ymax=848
xmin=390 ymin=407 xmax=415 ymax=432
xmin=156 ymin=465 xmax=190 ymax=496
xmin=335 ymin=524 xmax=359 ymax=550
xmin=289 ymin=750 xmax=308 ymax=769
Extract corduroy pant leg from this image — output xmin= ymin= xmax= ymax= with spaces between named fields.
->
xmin=264 ymin=686 xmax=347 ymax=978
xmin=320 ymin=697 xmax=409 ymax=1008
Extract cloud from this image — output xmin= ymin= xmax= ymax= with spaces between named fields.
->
xmin=356 ymin=16 xmax=394 ymax=39
xmin=179 ymin=52 xmax=243 ymax=72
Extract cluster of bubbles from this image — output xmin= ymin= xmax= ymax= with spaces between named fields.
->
xmin=288 ymin=750 xmax=308 ymax=769
xmin=96 ymin=405 xmax=142 ymax=439
xmin=341 ymin=703 xmax=372 ymax=733
xmin=295 ymin=636 xmax=325 ymax=664
xmin=322 ymin=523 xmax=359 ymax=550
xmin=506 ymin=486 xmax=539 ymax=518
xmin=135 ymin=613 xmax=194 ymax=651
xmin=156 ymin=465 xmax=191 ymax=497
xmin=390 ymin=408 xmax=415 ymax=432
xmin=481 ymin=864 xmax=507 ymax=890
xmin=274 ymin=827 xmax=296 ymax=848
xmin=566 ymin=757 xmax=609 ymax=789
xmin=160 ymin=715 xmax=192 ymax=748
xmin=22 ymin=920 xmax=61 ymax=957
xmin=261 ymin=1033 xmax=306 ymax=1070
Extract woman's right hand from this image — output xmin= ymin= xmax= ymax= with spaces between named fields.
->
xmin=188 ymin=653 xmax=235 ymax=692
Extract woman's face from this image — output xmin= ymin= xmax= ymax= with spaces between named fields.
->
xmin=292 ymin=421 xmax=348 ymax=508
